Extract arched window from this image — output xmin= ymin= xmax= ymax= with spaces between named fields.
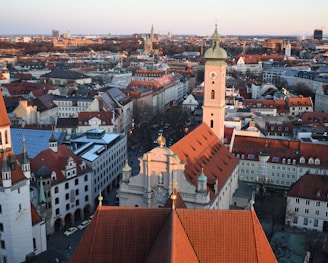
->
xmin=211 ymin=90 xmax=215 ymax=99
xmin=210 ymin=120 xmax=214 ymax=128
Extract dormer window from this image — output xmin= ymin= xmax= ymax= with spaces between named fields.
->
xmin=315 ymin=158 xmax=320 ymax=165
xmin=308 ymin=157 xmax=314 ymax=165
xmin=300 ymin=157 xmax=305 ymax=164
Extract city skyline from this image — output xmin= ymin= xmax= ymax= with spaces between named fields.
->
xmin=2 ymin=0 xmax=328 ymax=36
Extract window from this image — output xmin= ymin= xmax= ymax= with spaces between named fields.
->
xmin=295 ymin=207 xmax=299 ymax=212
xmin=56 ymin=208 xmax=60 ymax=215
xmin=76 ymin=200 xmax=80 ymax=206
xmin=54 ymin=187 xmax=59 ymax=194
xmin=304 ymin=218 xmax=308 ymax=225
xmin=0 ymin=223 xmax=3 ymax=232
xmin=293 ymin=216 xmax=298 ymax=224
xmin=66 ymin=204 xmax=70 ymax=211
xmin=66 ymin=193 xmax=69 ymax=200
xmin=65 ymin=182 xmax=69 ymax=189
xmin=84 ymin=174 xmax=88 ymax=182
xmin=211 ymin=90 xmax=215 ymax=99
xmin=1 ymin=240 xmax=5 ymax=249
xmin=55 ymin=198 xmax=59 ymax=205
xmin=305 ymin=209 xmax=309 ymax=214
xmin=316 ymin=201 xmax=321 ymax=207
xmin=75 ymin=179 xmax=79 ymax=185
xmin=314 ymin=219 xmax=319 ymax=227
xmin=306 ymin=200 xmax=310 ymax=205
xmin=315 ymin=210 xmax=320 ymax=215
xmin=85 ymin=185 xmax=88 ymax=192
xmin=75 ymin=189 xmax=79 ymax=196
xmin=33 ymin=238 xmax=36 ymax=250
xmin=0 ymin=205 xmax=2 ymax=214
xmin=85 ymin=195 xmax=89 ymax=202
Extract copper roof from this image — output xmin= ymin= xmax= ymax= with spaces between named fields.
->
xmin=70 ymin=206 xmax=277 ymax=263
xmin=171 ymin=123 xmax=238 ymax=198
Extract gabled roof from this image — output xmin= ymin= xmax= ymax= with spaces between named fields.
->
xmin=171 ymin=123 xmax=238 ymax=198
xmin=30 ymin=145 xmax=88 ymax=184
xmin=0 ymin=150 xmax=26 ymax=186
xmin=78 ymin=111 xmax=113 ymax=125
xmin=70 ymin=206 xmax=277 ymax=263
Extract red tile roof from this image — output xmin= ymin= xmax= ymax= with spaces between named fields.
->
xmin=78 ymin=111 xmax=113 ymax=125
xmin=0 ymin=150 xmax=26 ymax=186
xmin=30 ymin=203 xmax=42 ymax=225
xmin=0 ymin=89 xmax=11 ymax=127
xmin=287 ymin=96 xmax=312 ymax=107
xmin=70 ymin=206 xmax=277 ymax=263
xmin=30 ymin=145 xmax=89 ymax=184
xmin=171 ymin=123 xmax=238 ymax=199
xmin=232 ymin=135 xmax=328 ymax=167
xmin=287 ymin=173 xmax=328 ymax=202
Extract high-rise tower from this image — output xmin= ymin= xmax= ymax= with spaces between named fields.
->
xmin=202 ymin=25 xmax=227 ymax=142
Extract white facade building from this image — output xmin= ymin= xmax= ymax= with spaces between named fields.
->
xmin=286 ymin=173 xmax=328 ymax=232
xmin=71 ymin=129 xmax=127 ymax=205
xmin=0 ymin=90 xmax=47 ymax=262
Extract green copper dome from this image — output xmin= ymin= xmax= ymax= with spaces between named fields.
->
xmin=204 ymin=24 xmax=227 ymax=61
xmin=197 ymin=168 xmax=207 ymax=183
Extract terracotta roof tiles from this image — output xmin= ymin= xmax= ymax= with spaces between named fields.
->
xmin=0 ymin=89 xmax=11 ymax=127
xmin=70 ymin=206 xmax=277 ymax=263
xmin=287 ymin=173 xmax=328 ymax=201
xmin=171 ymin=123 xmax=238 ymax=198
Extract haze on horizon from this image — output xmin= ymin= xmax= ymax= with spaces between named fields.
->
xmin=2 ymin=0 xmax=327 ymax=36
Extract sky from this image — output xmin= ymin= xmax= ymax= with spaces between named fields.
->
xmin=1 ymin=0 xmax=327 ymax=36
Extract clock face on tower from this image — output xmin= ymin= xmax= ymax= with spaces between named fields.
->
xmin=209 ymin=71 xmax=217 ymax=80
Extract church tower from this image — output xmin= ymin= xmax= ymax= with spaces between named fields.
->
xmin=285 ymin=40 xmax=291 ymax=60
xmin=0 ymin=89 xmax=34 ymax=262
xmin=203 ymin=25 xmax=227 ymax=142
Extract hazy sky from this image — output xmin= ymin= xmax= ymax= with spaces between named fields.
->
xmin=2 ymin=0 xmax=327 ymax=36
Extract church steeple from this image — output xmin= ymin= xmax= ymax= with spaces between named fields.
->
xmin=49 ymin=131 xmax=58 ymax=152
xmin=202 ymin=24 xmax=227 ymax=142
xmin=122 ymin=158 xmax=132 ymax=182
xmin=21 ymin=136 xmax=31 ymax=179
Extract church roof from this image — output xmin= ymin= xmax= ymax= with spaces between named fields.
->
xmin=70 ymin=206 xmax=277 ymax=263
xmin=171 ymin=123 xmax=238 ymax=199
xmin=0 ymin=89 xmax=10 ymax=127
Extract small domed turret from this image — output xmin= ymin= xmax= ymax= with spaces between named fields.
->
xmin=204 ymin=24 xmax=227 ymax=61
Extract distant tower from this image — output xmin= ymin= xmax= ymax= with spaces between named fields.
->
xmin=314 ymin=29 xmax=323 ymax=40
xmin=49 ymin=131 xmax=58 ymax=153
xmin=285 ymin=40 xmax=291 ymax=59
xmin=21 ymin=136 xmax=31 ymax=179
xmin=202 ymin=24 xmax=227 ymax=142
xmin=150 ymin=24 xmax=155 ymax=42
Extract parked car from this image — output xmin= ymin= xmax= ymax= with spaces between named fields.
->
xmin=88 ymin=215 xmax=94 ymax=222
xmin=78 ymin=220 xmax=89 ymax=230
xmin=64 ymin=227 xmax=77 ymax=237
